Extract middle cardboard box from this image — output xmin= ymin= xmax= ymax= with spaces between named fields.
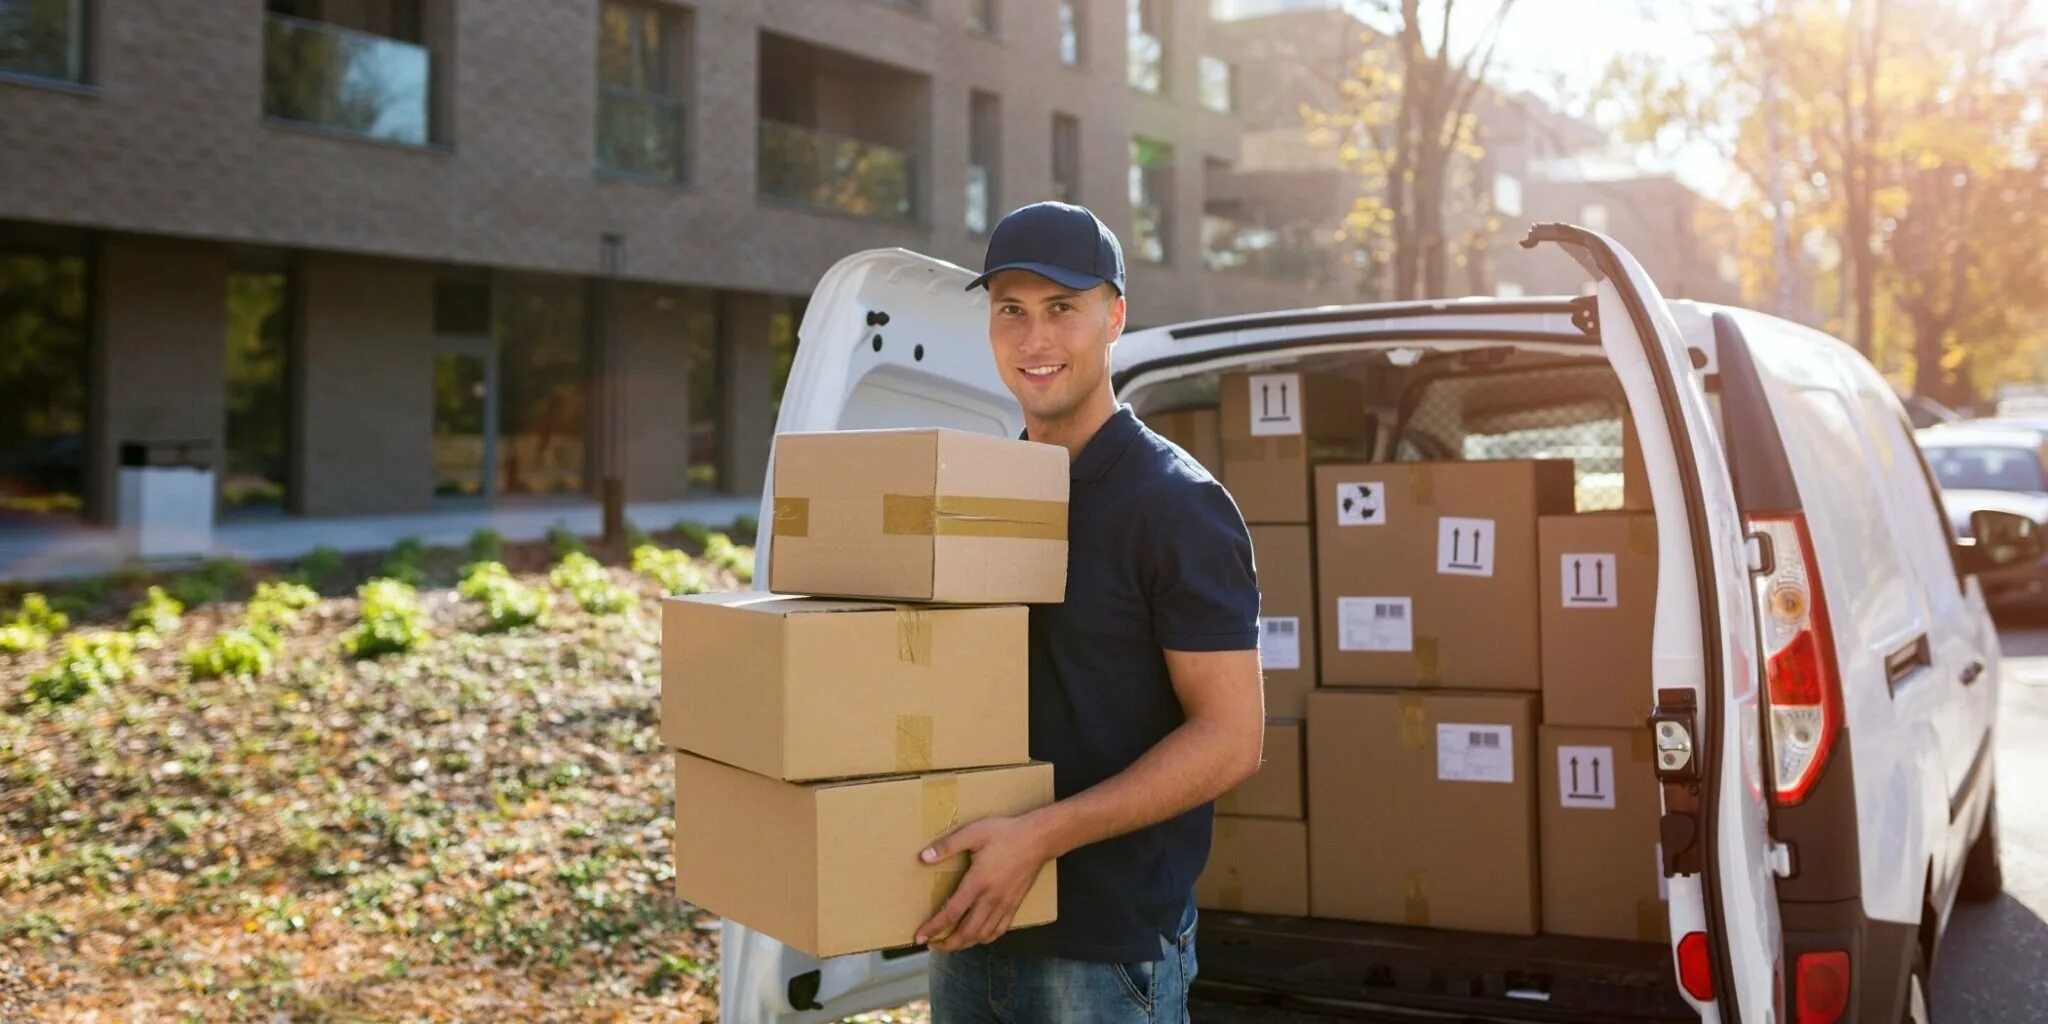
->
xmin=661 ymin=593 xmax=1029 ymax=781
xmin=1315 ymin=459 xmax=1575 ymax=691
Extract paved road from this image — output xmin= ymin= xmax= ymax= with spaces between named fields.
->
xmin=1196 ymin=625 xmax=2048 ymax=1022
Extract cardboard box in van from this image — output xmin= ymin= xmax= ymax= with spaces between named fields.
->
xmin=1216 ymin=719 xmax=1305 ymax=819
xmin=769 ymin=429 xmax=1069 ymax=603
xmin=1250 ymin=525 xmax=1317 ymax=716
xmin=1307 ymin=689 xmax=1539 ymax=935
xmin=660 ymin=594 xmax=1028 ymax=781
xmin=1315 ymin=460 xmax=1575 ymax=691
xmin=673 ymin=752 xmax=1057 ymax=959
xmin=1147 ymin=408 xmax=1223 ymax=476
xmin=1622 ymin=416 xmax=1653 ymax=511
xmin=1538 ymin=725 xmax=1669 ymax=942
xmin=1196 ymin=816 xmax=1309 ymax=916
xmin=1220 ymin=372 xmax=1372 ymax=524
xmin=1539 ymin=513 xmax=1659 ymax=728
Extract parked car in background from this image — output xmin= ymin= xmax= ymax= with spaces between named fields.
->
xmin=1918 ymin=424 xmax=2048 ymax=609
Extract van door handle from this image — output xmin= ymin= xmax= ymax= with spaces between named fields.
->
xmin=1960 ymin=660 xmax=1985 ymax=686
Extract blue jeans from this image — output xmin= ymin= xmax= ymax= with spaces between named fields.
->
xmin=928 ymin=905 xmax=1198 ymax=1023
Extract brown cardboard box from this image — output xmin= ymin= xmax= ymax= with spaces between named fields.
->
xmin=1250 ymin=525 xmax=1317 ymax=716
xmin=1539 ymin=725 xmax=1669 ymax=942
xmin=1307 ymin=689 xmax=1539 ymax=934
xmin=1216 ymin=720 xmax=1304 ymax=819
xmin=660 ymin=594 xmax=1028 ymax=781
xmin=1196 ymin=817 xmax=1309 ymax=916
xmin=1539 ymin=513 xmax=1659 ymax=728
xmin=673 ymin=752 xmax=1058 ymax=959
xmin=1220 ymin=371 xmax=1371 ymax=524
xmin=1315 ymin=460 xmax=1575 ymax=691
xmin=1622 ymin=416 xmax=1653 ymax=511
xmin=769 ymin=429 xmax=1069 ymax=603
xmin=1147 ymin=408 xmax=1222 ymax=475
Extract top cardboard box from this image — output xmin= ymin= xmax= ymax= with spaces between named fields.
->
xmin=1221 ymin=372 xmax=1372 ymax=524
xmin=1147 ymin=408 xmax=1222 ymax=477
xmin=770 ymin=429 xmax=1069 ymax=603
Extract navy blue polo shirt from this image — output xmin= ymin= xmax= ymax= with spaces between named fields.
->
xmin=990 ymin=406 xmax=1261 ymax=963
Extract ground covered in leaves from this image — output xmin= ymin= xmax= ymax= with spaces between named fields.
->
xmin=0 ymin=533 xmax=935 ymax=1023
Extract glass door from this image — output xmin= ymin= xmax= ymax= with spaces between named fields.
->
xmin=433 ymin=347 xmax=495 ymax=500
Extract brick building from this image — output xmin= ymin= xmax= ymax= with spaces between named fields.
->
xmin=0 ymin=0 xmax=1321 ymax=562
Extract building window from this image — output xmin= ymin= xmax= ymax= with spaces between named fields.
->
xmin=263 ymin=0 xmax=438 ymax=146
xmin=1198 ymin=56 xmax=1234 ymax=113
xmin=1580 ymin=202 xmax=1609 ymax=232
xmin=1058 ymin=0 xmax=1083 ymax=66
xmin=1493 ymin=172 xmax=1524 ymax=217
xmin=683 ymin=289 xmax=721 ymax=491
xmin=769 ymin=294 xmax=808 ymax=420
xmin=0 ymin=249 xmax=88 ymax=523
xmin=496 ymin=278 xmax=590 ymax=497
xmin=1127 ymin=0 xmax=1164 ymax=94
xmin=1130 ymin=135 xmax=1174 ymax=264
xmin=597 ymin=0 xmax=689 ymax=181
xmin=756 ymin=32 xmax=922 ymax=223
xmin=1052 ymin=113 xmax=1081 ymax=204
xmin=967 ymin=91 xmax=1000 ymax=234
xmin=223 ymin=272 xmax=294 ymax=512
xmin=0 ymin=0 xmax=90 ymax=84
xmin=968 ymin=0 xmax=997 ymax=35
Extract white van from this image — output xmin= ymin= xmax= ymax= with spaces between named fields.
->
xmin=723 ymin=227 xmax=2025 ymax=1023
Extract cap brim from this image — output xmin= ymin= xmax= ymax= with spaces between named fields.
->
xmin=965 ymin=261 xmax=1117 ymax=294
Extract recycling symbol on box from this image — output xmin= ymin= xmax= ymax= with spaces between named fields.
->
xmin=1335 ymin=482 xmax=1385 ymax=526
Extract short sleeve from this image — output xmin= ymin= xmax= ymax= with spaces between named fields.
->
xmin=1143 ymin=478 xmax=1261 ymax=652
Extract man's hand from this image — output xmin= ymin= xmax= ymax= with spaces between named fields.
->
xmin=913 ymin=814 xmax=1053 ymax=951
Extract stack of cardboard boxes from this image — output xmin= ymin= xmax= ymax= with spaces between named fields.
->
xmin=663 ymin=428 xmax=1070 ymax=958
xmin=1166 ymin=369 xmax=1667 ymax=945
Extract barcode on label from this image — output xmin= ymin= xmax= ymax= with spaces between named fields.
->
xmin=1375 ymin=602 xmax=1406 ymax=620
xmin=1468 ymin=730 xmax=1501 ymax=749
xmin=1262 ymin=619 xmax=1297 ymax=636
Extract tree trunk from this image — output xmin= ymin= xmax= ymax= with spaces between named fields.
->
xmin=1911 ymin=313 xmax=1949 ymax=405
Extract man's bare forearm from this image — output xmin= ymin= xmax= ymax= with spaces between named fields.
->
xmin=1023 ymin=713 xmax=1259 ymax=860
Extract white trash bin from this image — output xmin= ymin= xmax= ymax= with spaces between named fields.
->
xmin=117 ymin=440 xmax=215 ymax=560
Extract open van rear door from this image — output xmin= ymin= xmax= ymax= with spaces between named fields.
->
xmin=723 ymin=248 xmax=1006 ymax=1024
xmin=1525 ymin=225 xmax=1783 ymax=1022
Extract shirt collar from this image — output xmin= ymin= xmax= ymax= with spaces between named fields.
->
xmin=1067 ymin=405 xmax=1143 ymax=483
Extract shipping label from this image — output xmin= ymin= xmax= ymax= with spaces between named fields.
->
xmin=1337 ymin=596 xmax=1412 ymax=652
xmin=1561 ymin=553 xmax=1619 ymax=608
xmin=1258 ymin=616 xmax=1301 ymax=670
xmin=1436 ymin=723 xmax=1514 ymax=783
xmin=1557 ymin=744 xmax=1618 ymax=809
xmin=1247 ymin=373 xmax=1304 ymax=436
xmin=1436 ymin=517 xmax=1496 ymax=577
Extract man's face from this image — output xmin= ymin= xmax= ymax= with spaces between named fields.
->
xmin=987 ymin=271 xmax=1126 ymax=423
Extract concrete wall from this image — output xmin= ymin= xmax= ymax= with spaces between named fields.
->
xmin=91 ymin=237 xmax=229 ymax=520
xmin=293 ymin=254 xmax=436 ymax=516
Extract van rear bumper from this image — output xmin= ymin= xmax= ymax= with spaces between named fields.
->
xmin=1779 ymin=898 xmax=1917 ymax=1024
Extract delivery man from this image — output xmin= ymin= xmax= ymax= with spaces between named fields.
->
xmin=913 ymin=201 xmax=1267 ymax=1023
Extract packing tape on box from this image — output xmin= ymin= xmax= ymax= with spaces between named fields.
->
xmin=1399 ymin=696 xmax=1427 ymax=749
xmin=896 ymin=714 xmax=935 ymax=772
xmin=1413 ymin=636 xmax=1441 ymax=687
xmin=930 ymin=867 xmax=968 ymax=915
xmin=1407 ymin=464 xmax=1436 ymax=506
xmin=882 ymin=494 xmax=1070 ymax=540
xmin=772 ymin=497 xmax=810 ymax=537
xmin=1637 ymin=899 xmax=1669 ymax=942
xmin=1628 ymin=514 xmax=1657 ymax=556
xmin=1403 ymin=870 xmax=1431 ymax=926
xmin=896 ymin=608 xmax=933 ymax=665
xmin=921 ymin=774 xmax=959 ymax=839
xmin=1222 ymin=437 xmax=1307 ymax=462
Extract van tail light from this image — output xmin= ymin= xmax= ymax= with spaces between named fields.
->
xmin=1749 ymin=514 xmax=1843 ymax=805
xmin=1676 ymin=931 xmax=1716 ymax=1002
xmin=1794 ymin=950 xmax=1851 ymax=1023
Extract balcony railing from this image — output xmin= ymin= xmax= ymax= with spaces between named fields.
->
xmin=263 ymin=12 xmax=432 ymax=146
xmin=758 ymin=119 xmax=915 ymax=222
xmin=598 ymin=90 xmax=687 ymax=181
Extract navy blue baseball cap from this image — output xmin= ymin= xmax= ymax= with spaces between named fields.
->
xmin=966 ymin=201 xmax=1126 ymax=295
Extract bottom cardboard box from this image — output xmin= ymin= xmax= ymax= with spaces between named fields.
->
xmin=1539 ymin=725 xmax=1670 ymax=942
xmin=1196 ymin=816 xmax=1308 ymax=916
xmin=1215 ymin=720 xmax=1305 ymax=819
xmin=673 ymin=752 xmax=1057 ymax=958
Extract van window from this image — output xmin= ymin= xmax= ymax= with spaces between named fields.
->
xmin=1396 ymin=363 xmax=1627 ymax=510
xmin=1787 ymin=385 xmax=1921 ymax=649
xmin=1855 ymin=385 xmax=1969 ymax=601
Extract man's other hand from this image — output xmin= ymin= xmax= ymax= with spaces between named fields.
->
xmin=914 ymin=814 xmax=1052 ymax=951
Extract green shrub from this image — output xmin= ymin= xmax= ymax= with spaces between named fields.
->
xmin=111 ymin=558 xmax=154 ymax=592
xmin=704 ymin=533 xmax=756 ymax=583
xmin=624 ymin=522 xmax=652 ymax=551
xmin=631 ymin=544 xmax=708 ymax=596
xmin=183 ymin=624 xmax=283 ymax=680
xmin=246 ymin=580 xmax=320 ymax=629
xmin=127 ymin=586 xmax=185 ymax=634
xmin=671 ymin=520 xmax=711 ymax=548
xmin=165 ymin=574 xmax=222 ymax=609
xmin=0 ymin=623 xmax=46 ymax=655
xmin=291 ymin=546 xmax=345 ymax=589
xmin=50 ymin=577 xmax=110 ymax=620
xmin=729 ymin=514 xmax=759 ymax=543
xmin=458 ymin=562 xmax=544 ymax=632
xmin=341 ymin=579 xmax=429 ymax=659
xmin=549 ymin=553 xmax=633 ymax=615
xmin=380 ymin=536 xmax=428 ymax=586
xmin=466 ymin=529 xmax=505 ymax=566
xmin=201 ymin=557 xmax=250 ymax=594
xmin=25 ymin=632 xmax=137 ymax=706
xmin=546 ymin=526 xmax=585 ymax=560
xmin=7 ymin=593 xmax=68 ymax=636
